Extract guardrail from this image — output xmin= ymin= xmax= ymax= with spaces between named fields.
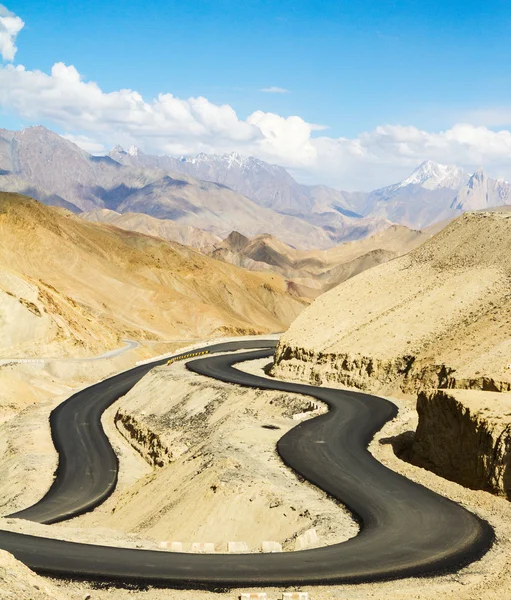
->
xmin=167 ymin=350 xmax=209 ymax=365
xmin=135 ymin=349 xmax=210 ymax=366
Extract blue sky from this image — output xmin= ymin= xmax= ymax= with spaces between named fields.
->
xmin=1 ymin=0 xmax=511 ymax=189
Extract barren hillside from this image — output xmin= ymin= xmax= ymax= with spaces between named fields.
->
xmin=0 ymin=193 xmax=307 ymax=361
xmin=80 ymin=208 xmax=222 ymax=250
xmin=273 ymin=210 xmax=511 ymax=394
xmin=210 ymin=224 xmax=430 ymax=297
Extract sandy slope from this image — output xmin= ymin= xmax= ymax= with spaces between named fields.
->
xmin=80 ymin=208 xmax=222 ymax=250
xmin=0 ymin=550 xmax=74 ymax=600
xmin=0 ymin=193 xmax=307 ymax=363
xmin=273 ymin=211 xmax=511 ymax=394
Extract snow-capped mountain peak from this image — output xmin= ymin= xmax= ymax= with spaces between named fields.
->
xmin=180 ymin=151 xmax=252 ymax=170
xmin=225 ymin=152 xmax=247 ymax=169
xmin=396 ymin=160 xmax=470 ymax=191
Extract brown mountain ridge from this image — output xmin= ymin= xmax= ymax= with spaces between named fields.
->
xmin=0 ymin=193 xmax=307 ymax=360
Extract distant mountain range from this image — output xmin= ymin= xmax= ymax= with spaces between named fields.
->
xmin=355 ymin=160 xmax=511 ymax=228
xmin=0 ymin=126 xmax=388 ymax=249
xmin=110 ymin=145 xmax=511 ymax=229
xmin=109 ymin=145 xmax=365 ymax=218
xmin=0 ymin=126 xmax=510 ymax=248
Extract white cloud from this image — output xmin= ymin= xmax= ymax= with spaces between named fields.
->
xmin=0 ymin=63 xmax=260 ymax=144
xmin=247 ymin=111 xmax=319 ymax=165
xmin=259 ymin=86 xmax=290 ymax=94
xmin=305 ymin=123 xmax=511 ymax=189
xmin=0 ymin=5 xmax=24 ymax=62
xmin=61 ymin=133 xmax=107 ymax=155
xmin=1 ymin=15 xmax=511 ymax=190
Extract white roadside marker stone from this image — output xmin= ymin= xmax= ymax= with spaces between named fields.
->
xmin=261 ymin=541 xmax=282 ymax=553
xmin=240 ymin=594 xmax=267 ymax=600
xmin=282 ymin=593 xmax=309 ymax=600
xmin=159 ymin=541 xmax=183 ymax=551
xmin=294 ymin=528 xmax=318 ymax=551
xmin=227 ymin=541 xmax=249 ymax=553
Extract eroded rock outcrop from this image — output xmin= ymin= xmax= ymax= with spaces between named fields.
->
xmin=410 ymin=390 xmax=511 ymax=498
xmin=114 ymin=410 xmax=174 ymax=468
xmin=273 ymin=344 xmax=511 ymax=395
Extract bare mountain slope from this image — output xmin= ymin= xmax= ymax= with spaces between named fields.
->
xmin=0 ymin=193 xmax=307 ymax=359
xmin=80 ymin=208 xmax=221 ymax=250
xmin=210 ymin=224 xmax=430 ymax=297
xmin=111 ymin=172 xmax=335 ymax=248
xmin=110 ymin=149 xmax=511 ymax=232
xmin=452 ymin=169 xmax=511 ymax=211
xmin=110 ymin=147 xmax=392 ymax=244
xmin=273 ymin=210 xmax=511 ymax=394
xmin=3 ymin=127 xmax=511 ymax=240
xmin=109 ymin=147 xmax=362 ymax=217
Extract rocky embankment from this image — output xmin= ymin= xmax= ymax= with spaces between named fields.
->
xmin=272 ymin=345 xmax=511 ymax=396
xmin=410 ymin=390 xmax=511 ymax=498
xmin=114 ymin=410 xmax=174 ymax=468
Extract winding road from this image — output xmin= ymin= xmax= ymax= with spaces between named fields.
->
xmin=0 ymin=338 xmax=140 ymax=366
xmin=0 ymin=339 xmax=494 ymax=588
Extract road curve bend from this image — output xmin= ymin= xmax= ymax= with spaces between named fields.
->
xmin=0 ymin=341 xmax=494 ymax=588
xmin=7 ymin=340 xmax=278 ymax=524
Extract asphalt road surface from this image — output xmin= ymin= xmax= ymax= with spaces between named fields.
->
xmin=0 ymin=340 xmax=494 ymax=588
xmin=7 ymin=340 xmax=278 ymax=524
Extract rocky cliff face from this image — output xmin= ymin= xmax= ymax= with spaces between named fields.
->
xmin=411 ymin=390 xmax=511 ymax=498
xmin=273 ymin=344 xmax=511 ymax=395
